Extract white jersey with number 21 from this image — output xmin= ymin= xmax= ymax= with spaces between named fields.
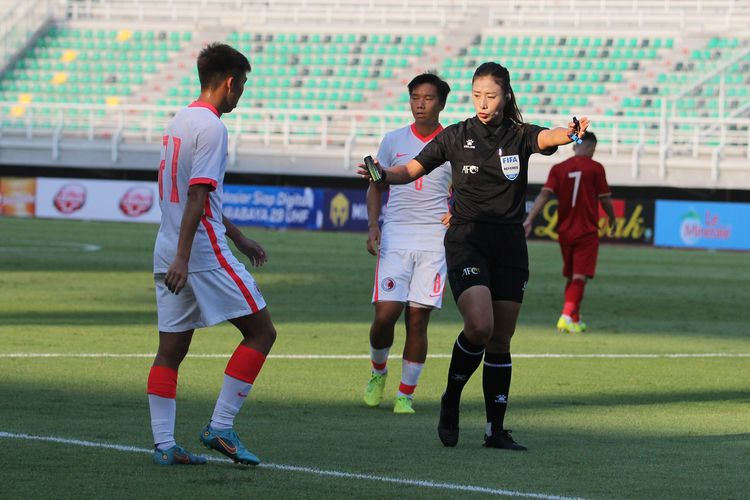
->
xmin=153 ymin=102 xmax=236 ymax=274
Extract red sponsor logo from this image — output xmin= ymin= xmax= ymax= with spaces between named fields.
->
xmin=53 ymin=184 xmax=86 ymax=213
xmin=119 ymin=186 xmax=154 ymax=217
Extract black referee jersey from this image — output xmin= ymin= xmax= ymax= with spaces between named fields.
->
xmin=415 ymin=116 xmax=557 ymax=225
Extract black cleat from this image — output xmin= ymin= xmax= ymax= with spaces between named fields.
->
xmin=437 ymin=394 xmax=460 ymax=447
xmin=483 ymin=429 xmax=528 ymax=451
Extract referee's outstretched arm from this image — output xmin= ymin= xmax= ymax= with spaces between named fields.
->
xmin=358 ymin=158 xmax=426 ymax=185
xmin=538 ymin=116 xmax=590 ymax=150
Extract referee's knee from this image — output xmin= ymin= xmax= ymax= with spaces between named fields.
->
xmin=463 ymin=323 xmax=493 ymax=345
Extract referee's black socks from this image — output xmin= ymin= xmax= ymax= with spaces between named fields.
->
xmin=443 ymin=331 xmax=485 ymax=408
xmin=483 ymin=352 xmax=512 ymax=432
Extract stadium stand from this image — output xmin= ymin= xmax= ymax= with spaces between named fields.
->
xmin=0 ymin=0 xmax=748 ymax=189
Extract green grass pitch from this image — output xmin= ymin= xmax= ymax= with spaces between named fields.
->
xmin=0 ymin=217 xmax=748 ymax=499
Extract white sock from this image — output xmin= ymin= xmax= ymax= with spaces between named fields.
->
xmin=370 ymin=345 xmax=390 ymax=375
xmin=396 ymin=359 xmax=424 ymax=398
xmin=148 ymin=394 xmax=176 ymax=450
xmin=210 ymin=374 xmax=253 ymax=430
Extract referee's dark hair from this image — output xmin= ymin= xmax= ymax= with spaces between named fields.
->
xmin=197 ymin=43 xmax=251 ymax=91
xmin=408 ymin=73 xmax=451 ymax=105
xmin=472 ymin=62 xmax=523 ymax=125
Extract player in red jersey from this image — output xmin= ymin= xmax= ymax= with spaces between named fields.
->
xmin=524 ymin=132 xmax=615 ymax=333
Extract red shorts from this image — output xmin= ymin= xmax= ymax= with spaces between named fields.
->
xmin=559 ymin=232 xmax=599 ymax=279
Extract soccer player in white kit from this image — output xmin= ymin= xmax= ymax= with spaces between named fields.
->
xmin=148 ymin=43 xmax=276 ymax=466
xmin=363 ymin=74 xmax=452 ymax=414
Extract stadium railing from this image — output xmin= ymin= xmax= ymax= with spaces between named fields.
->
xmin=487 ymin=6 xmax=750 ymax=32
xmin=1 ymin=102 xmax=748 ymax=183
xmin=62 ymin=2 xmax=454 ymax=26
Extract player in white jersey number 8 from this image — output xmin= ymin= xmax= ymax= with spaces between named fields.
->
xmin=362 ymin=74 xmax=453 ymax=415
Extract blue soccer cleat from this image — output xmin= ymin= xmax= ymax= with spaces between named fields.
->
xmin=152 ymin=444 xmax=207 ymax=465
xmin=200 ymin=423 xmax=261 ymax=465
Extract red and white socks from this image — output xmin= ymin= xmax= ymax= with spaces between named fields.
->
xmin=396 ymin=359 xmax=425 ymax=399
xmin=147 ymin=365 xmax=178 ymax=451
xmin=562 ymin=278 xmax=587 ymax=322
xmin=210 ymin=344 xmax=267 ymax=430
xmin=370 ymin=345 xmax=425 ymax=399
xmin=370 ymin=345 xmax=390 ymax=375
xmin=148 ymin=345 xmax=268 ymax=449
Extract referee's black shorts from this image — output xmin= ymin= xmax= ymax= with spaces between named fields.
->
xmin=444 ymin=222 xmax=529 ymax=303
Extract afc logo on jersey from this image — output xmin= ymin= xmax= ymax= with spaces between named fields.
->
xmin=500 ymin=154 xmax=521 ymax=181
xmin=462 ymin=165 xmax=479 ymax=174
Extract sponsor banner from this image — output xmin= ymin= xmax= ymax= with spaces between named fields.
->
xmin=525 ymin=196 xmax=655 ymax=244
xmin=322 ymin=188 xmax=371 ymax=231
xmin=0 ymin=177 xmax=36 ymax=217
xmin=223 ymin=185 xmax=323 ymax=230
xmin=35 ymin=178 xmax=160 ymax=223
xmin=655 ymin=200 xmax=750 ymax=251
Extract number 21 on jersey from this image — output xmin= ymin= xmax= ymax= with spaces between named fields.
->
xmin=158 ymin=135 xmax=182 ymax=203
xmin=568 ymin=171 xmax=581 ymax=207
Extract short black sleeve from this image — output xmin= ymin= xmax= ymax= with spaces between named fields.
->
xmin=414 ymin=127 xmax=452 ymax=173
xmin=523 ymin=124 xmax=558 ymax=157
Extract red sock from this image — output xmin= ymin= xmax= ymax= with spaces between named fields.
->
xmin=562 ymin=279 xmax=586 ymax=321
xmin=147 ymin=365 xmax=178 ymax=398
xmin=225 ymin=344 xmax=267 ymax=384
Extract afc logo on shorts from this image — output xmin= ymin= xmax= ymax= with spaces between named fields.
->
xmin=462 ymin=267 xmax=480 ymax=277
xmin=380 ymin=277 xmax=396 ymax=292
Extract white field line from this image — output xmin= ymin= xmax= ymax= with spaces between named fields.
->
xmin=0 ymin=431 xmax=583 ymax=500
xmin=0 ymin=353 xmax=749 ymax=359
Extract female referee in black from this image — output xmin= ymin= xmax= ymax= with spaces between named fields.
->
xmin=360 ymin=62 xmax=589 ymax=450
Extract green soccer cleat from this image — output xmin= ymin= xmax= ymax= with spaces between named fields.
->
xmin=152 ymin=444 xmax=207 ymax=465
xmin=556 ymin=315 xmax=582 ymax=334
xmin=577 ymin=319 xmax=587 ymax=332
xmin=363 ymin=372 xmax=387 ymax=408
xmin=393 ymin=395 xmax=415 ymax=414
xmin=199 ymin=424 xmax=260 ymax=465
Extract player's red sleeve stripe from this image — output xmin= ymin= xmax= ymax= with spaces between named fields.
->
xmin=147 ymin=365 xmax=178 ymax=399
xmin=189 ymin=177 xmax=218 ymax=191
xmin=398 ymin=382 xmax=416 ymax=395
xmin=200 ymin=216 xmax=259 ymax=313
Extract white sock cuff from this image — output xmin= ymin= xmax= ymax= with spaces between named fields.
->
xmin=370 ymin=345 xmax=390 ymax=365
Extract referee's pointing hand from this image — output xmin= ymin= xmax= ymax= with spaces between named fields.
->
xmin=568 ymin=116 xmax=590 ymax=141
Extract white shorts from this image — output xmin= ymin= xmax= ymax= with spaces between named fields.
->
xmin=371 ymin=248 xmax=447 ymax=309
xmin=155 ymin=261 xmax=266 ymax=333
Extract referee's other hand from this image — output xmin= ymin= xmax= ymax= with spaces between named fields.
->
xmin=568 ymin=116 xmax=590 ymax=139
xmin=522 ymin=219 xmax=533 ymax=237
xmin=356 ymin=158 xmax=382 ymax=183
